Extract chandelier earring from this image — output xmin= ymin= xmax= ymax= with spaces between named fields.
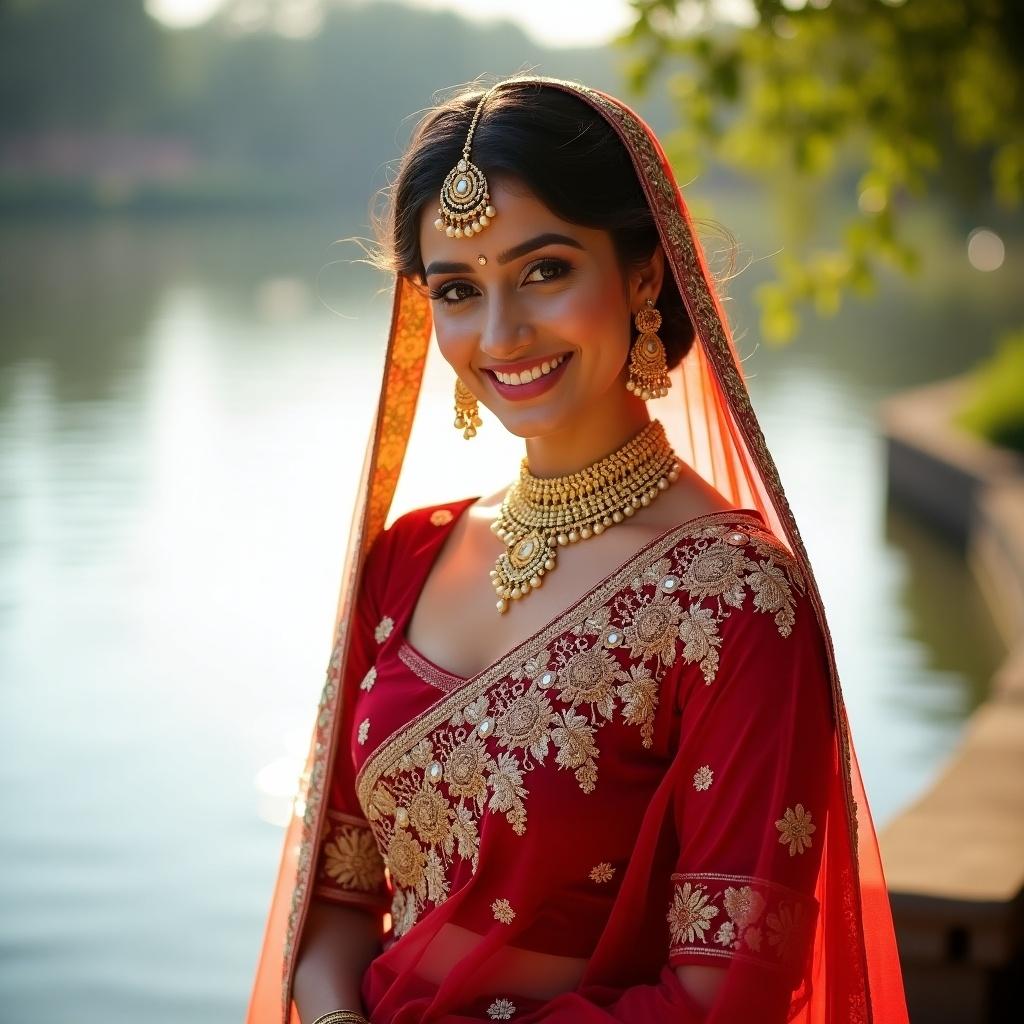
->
xmin=626 ymin=299 xmax=671 ymax=401
xmin=453 ymin=377 xmax=483 ymax=439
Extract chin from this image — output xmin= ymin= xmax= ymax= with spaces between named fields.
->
xmin=489 ymin=405 xmax=580 ymax=440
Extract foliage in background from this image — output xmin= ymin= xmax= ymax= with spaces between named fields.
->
xmin=623 ymin=0 xmax=1023 ymax=341
xmin=955 ymin=329 xmax=1024 ymax=455
xmin=0 ymin=0 xmax=656 ymax=217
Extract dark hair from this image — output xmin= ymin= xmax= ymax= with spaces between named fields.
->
xmin=375 ymin=80 xmax=697 ymax=369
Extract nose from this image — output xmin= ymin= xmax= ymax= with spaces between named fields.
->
xmin=478 ymin=293 xmax=535 ymax=362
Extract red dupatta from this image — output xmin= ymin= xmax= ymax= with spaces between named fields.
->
xmin=245 ymin=77 xmax=908 ymax=1023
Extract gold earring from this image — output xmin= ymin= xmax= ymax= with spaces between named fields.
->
xmin=626 ymin=299 xmax=671 ymax=400
xmin=454 ymin=377 xmax=483 ymax=439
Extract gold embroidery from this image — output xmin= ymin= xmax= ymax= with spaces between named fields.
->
xmin=723 ymin=884 xmax=767 ymax=928
xmin=323 ymin=821 xmax=385 ymax=893
xmin=487 ymin=751 xmax=528 ymax=835
xmin=693 ymin=765 xmax=714 ymax=791
xmin=354 ymin=513 xmax=805 ymax=940
xmin=399 ymin=640 xmax=463 ymax=693
xmin=408 ymin=785 xmax=453 ymax=844
xmin=374 ymin=616 xmax=394 ymax=644
xmin=669 ymin=872 xmax=816 ymax=973
xmin=557 ymin=646 xmax=625 ymax=718
xmin=313 ymin=810 xmax=387 ymax=907
xmin=386 ymin=827 xmax=427 ymax=890
xmin=357 ymin=718 xmax=370 ymax=745
xmin=494 ymin=683 xmax=556 ymax=761
xmin=767 ymin=901 xmax=806 ymax=961
xmin=360 ymin=666 xmax=377 ymax=691
xmin=491 ymin=898 xmax=516 ymax=924
xmin=667 ymin=880 xmax=719 ymax=945
xmin=487 ymin=998 xmax=516 ymax=1020
xmin=775 ymin=803 xmax=816 ymax=856
xmin=551 ymin=708 xmax=601 ymax=791
xmin=430 ymin=508 xmax=454 ymax=526
xmin=589 ymin=861 xmax=616 ymax=883
xmin=616 ymin=663 xmax=659 ymax=748
xmin=678 ymin=603 xmax=723 ymax=685
xmin=444 ymin=734 xmax=490 ymax=802
xmin=679 ymin=541 xmax=751 ymax=606
xmin=622 ymin=591 xmax=683 ymax=665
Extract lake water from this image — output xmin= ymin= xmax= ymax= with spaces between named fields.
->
xmin=0 ymin=212 xmax=1013 ymax=1022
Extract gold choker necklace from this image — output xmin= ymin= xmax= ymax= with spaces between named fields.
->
xmin=489 ymin=420 xmax=681 ymax=614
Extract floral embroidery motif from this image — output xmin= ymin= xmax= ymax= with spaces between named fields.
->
xmin=360 ymin=666 xmax=377 ymax=691
xmin=622 ymin=591 xmax=683 ymax=665
xmin=693 ymin=765 xmax=714 ymax=791
xmin=667 ymin=880 xmax=719 ymax=945
xmin=357 ymin=718 xmax=370 ymax=745
xmin=324 ymin=821 xmax=385 ymax=892
xmin=312 ymin=809 xmax=388 ymax=908
xmin=374 ymin=616 xmax=394 ymax=644
xmin=357 ymin=515 xmax=805 ymax=941
xmin=668 ymin=872 xmax=816 ymax=972
xmin=589 ymin=862 xmax=616 ymax=884
xmin=487 ymin=998 xmax=516 ymax=1020
xmin=767 ymin=901 xmax=806 ymax=959
xmin=775 ymin=803 xmax=816 ymax=856
xmin=430 ymin=508 xmax=454 ymax=526
xmin=491 ymin=898 xmax=516 ymax=924
xmin=557 ymin=646 xmax=626 ymax=718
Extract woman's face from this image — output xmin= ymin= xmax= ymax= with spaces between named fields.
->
xmin=417 ymin=176 xmax=658 ymax=440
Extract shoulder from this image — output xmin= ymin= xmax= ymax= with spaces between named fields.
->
xmin=388 ymin=494 xmax=480 ymax=534
xmin=651 ymin=513 xmax=815 ymax=683
xmin=370 ymin=494 xmax=480 ymax=559
xmin=657 ymin=512 xmax=807 ymax=611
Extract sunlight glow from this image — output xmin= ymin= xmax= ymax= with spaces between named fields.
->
xmin=147 ymin=0 xmax=760 ymax=46
xmin=146 ymin=0 xmax=223 ymax=29
xmin=966 ymin=228 xmax=1005 ymax=272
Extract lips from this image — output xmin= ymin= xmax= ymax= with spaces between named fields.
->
xmin=487 ymin=353 xmax=569 ymax=386
xmin=483 ymin=352 xmax=573 ymax=402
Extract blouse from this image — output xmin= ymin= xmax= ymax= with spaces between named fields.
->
xmin=308 ymin=495 xmax=834 ymax=1019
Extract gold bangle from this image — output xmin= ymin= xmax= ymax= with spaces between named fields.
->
xmin=310 ymin=1012 xmax=369 ymax=1024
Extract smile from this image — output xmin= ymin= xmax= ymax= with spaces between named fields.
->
xmin=491 ymin=353 xmax=568 ymax=386
xmin=484 ymin=353 xmax=573 ymax=402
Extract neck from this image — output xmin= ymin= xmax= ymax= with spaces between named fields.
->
xmin=524 ymin=391 xmax=651 ymax=479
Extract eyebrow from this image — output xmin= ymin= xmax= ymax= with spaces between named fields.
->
xmin=423 ymin=232 xmax=584 ymax=278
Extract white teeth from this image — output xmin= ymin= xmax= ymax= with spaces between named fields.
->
xmin=495 ymin=354 xmax=566 ymax=386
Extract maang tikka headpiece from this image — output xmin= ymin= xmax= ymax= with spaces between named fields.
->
xmin=434 ymin=86 xmax=498 ymax=239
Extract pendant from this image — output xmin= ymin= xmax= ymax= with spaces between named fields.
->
xmin=491 ymin=529 xmax=557 ymax=614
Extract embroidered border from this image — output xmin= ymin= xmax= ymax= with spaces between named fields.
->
xmin=312 ymin=809 xmax=390 ymax=909
xmin=398 ymin=639 xmax=466 ymax=693
xmin=667 ymin=871 xmax=818 ymax=976
xmin=356 ymin=511 xmax=766 ymax=810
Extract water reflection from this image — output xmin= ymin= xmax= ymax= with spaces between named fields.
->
xmin=0 ymin=215 xmax=1010 ymax=1023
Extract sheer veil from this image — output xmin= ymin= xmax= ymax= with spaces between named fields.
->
xmin=246 ymin=77 xmax=908 ymax=1024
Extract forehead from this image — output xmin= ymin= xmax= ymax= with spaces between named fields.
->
xmin=418 ymin=175 xmax=611 ymax=268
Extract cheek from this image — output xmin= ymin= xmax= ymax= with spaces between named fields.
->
xmin=433 ymin=318 xmax=477 ymax=372
xmin=545 ymin=270 xmax=628 ymax=355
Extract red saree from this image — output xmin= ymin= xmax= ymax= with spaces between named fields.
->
xmin=246 ymin=77 xmax=908 ymax=1024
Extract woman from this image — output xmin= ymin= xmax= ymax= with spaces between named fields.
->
xmin=246 ymin=77 xmax=908 ymax=1023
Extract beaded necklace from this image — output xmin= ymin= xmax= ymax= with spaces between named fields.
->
xmin=489 ymin=419 xmax=681 ymax=614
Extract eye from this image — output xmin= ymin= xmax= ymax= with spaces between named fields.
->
xmin=524 ymin=258 xmax=571 ymax=285
xmin=429 ymin=280 xmax=479 ymax=306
